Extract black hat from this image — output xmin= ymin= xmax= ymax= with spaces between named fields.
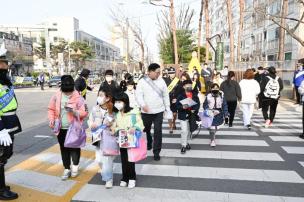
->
xmin=168 ymin=67 xmax=176 ymax=74
xmin=105 ymin=69 xmax=114 ymax=76
xmin=80 ymin=68 xmax=90 ymax=77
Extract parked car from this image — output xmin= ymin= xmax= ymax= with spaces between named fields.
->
xmin=13 ymin=76 xmax=34 ymax=87
xmin=48 ymin=76 xmax=61 ymax=87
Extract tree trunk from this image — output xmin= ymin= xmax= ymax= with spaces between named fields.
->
xmin=237 ymin=0 xmax=245 ymax=62
xmin=226 ymin=0 xmax=235 ymax=67
xmin=204 ymin=0 xmax=210 ymax=63
xmin=140 ymin=42 xmax=145 ymax=71
xmin=278 ymin=0 xmax=289 ymax=63
xmin=197 ymin=0 xmax=204 ymax=62
xmin=170 ymin=0 xmax=179 ymax=64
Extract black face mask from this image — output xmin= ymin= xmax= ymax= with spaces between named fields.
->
xmin=61 ymin=85 xmax=74 ymax=93
xmin=211 ymin=90 xmax=219 ymax=95
xmin=0 ymin=69 xmax=12 ymax=86
xmin=185 ymin=87 xmax=192 ymax=92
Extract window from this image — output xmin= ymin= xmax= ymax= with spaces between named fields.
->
xmin=285 ymin=52 xmax=292 ymax=60
xmin=53 ymin=23 xmax=57 ymax=26
xmin=53 ymin=37 xmax=58 ymax=42
xmin=267 ymin=55 xmax=275 ymax=61
xmin=275 ymin=27 xmax=280 ymax=39
xmin=264 ymin=31 xmax=267 ymax=40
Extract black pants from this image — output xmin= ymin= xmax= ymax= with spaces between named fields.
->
xmin=120 ymin=148 xmax=136 ymax=182
xmin=225 ymin=101 xmax=237 ymax=126
xmin=0 ymin=136 xmax=14 ymax=190
xmin=57 ymin=129 xmax=81 ymax=169
xmin=141 ymin=112 xmax=163 ymax=156
xmin=40 ymin=82 xmax=44 ymax=90
xmin=295 ymin=86 xmax=301 ymax=104
xmin=262 ymin=99 xmax=278 ymax=122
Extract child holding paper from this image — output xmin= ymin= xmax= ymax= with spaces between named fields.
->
xmin=88 ymin=87 xmax=116 ymax=189
xmin=176 ymin=80 xmax=200 ymax=154
xmin=113 ymin=92 xmax=144 ymax=189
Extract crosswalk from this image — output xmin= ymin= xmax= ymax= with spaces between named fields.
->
xmin=72 ymin=110 xmax=304 ymax=202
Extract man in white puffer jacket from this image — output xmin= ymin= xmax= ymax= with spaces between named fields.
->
xmin=239 ymin=69 xmax=261 ymax=130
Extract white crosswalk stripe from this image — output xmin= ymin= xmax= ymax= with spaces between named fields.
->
xmin=73 ymin=111 xmax=304 ymax=202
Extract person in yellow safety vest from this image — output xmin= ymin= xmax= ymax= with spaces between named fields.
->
xmin=75 ymin=68 xmax=93 ymax=100
xmin=0 ymin=52 xmax=22 ymax=200
xmin=165 ymin=67 xmax=179 ymax=134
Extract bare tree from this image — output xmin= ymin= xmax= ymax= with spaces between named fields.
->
xmin=278 ymin=0 xmax=289 ymax=61
xmin=255 ymin=0 xmax=304 ymax=47
xmin=129 ymin=23 xmax=145 ymax=72
xmin=226 ymin=0 xmax=235 ymax=67
xmin=197 ymin=0 xmax=204 ymax=62
xmin=204 ymin=0 xmax=210 ymax=63
xmin=237 ymin=0 xmax=245 ymax=62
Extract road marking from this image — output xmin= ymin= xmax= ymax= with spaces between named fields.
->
xmin=73 ymin=184 xmax=304 ymax=202
xmin=147 ymin=149 xmax=284 ymax=161
xmin=270 ymin=136 xmax=303 ymax=142
xmin=282 ymin=147 xmax=304 ymax=154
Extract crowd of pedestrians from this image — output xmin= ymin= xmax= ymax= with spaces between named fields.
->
xmin=45 ymin=62 xmax=289 ymax=191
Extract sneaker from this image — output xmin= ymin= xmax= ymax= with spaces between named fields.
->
xmin=71 ymin=165 xmax=79 ymax=178
xmin=61 ymin=169 xmax=71 ymax=181
xmin=105 ymin=180 xmax=113 ymax=189
xmin=120 ymin=181 xmax=128 ymax=187
xmin=299 ymin=134 xmax=304 ymax=139
xmin=181 ymin=147 xmax=186 ymax=154
xmin=210 ymin=140 xmax=216 ymax=147
xmin=128 ymin=180 xmax=136 ymax=189
xmin=247 ymin=124 xmax=251 ymax=130
xmin=265 ymin=119 xmax=271 ymax=128
xmin=169 ymin=130 xmax=173 ymax=134
xmin=186 ymin=143 xmax=191 ymax=150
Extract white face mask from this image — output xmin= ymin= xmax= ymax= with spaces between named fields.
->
xmin=97 ymin=96 xmax=107 ymax=105
xmin=127 ymin=86 xmax=134 ymax=91
xmin=105 ymin=76 xmax=113 ymax=82
xmin=114 ymin=102 xmax=124 ymax=111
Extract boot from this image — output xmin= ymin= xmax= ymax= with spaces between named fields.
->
xmin=0 ymin=165 xmax=18 ymax=200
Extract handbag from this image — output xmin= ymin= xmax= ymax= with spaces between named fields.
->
xmin=188 ymin=112 xmax=199 ymax=132
xmin=102 ymin=129 xmax=119 ymax=156
xmin=64 ymin=116 xmax=86 ymax=148
xmin=199 ymin=111 xmax=214 ymax=129
xmin=128 ymin=136 xmax=147 ymax=162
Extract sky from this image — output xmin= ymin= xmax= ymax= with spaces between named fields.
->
xmin=0 ymin=0 xmax=201 ymax=61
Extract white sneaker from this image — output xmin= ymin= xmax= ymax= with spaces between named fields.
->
xmin=128 ymin=180 xmax=136 ymax=189
xmin=265 ymin=119 xmax=271 ymax=128
xmin=71 ymin=165 xmax=79 ymax=178
xmin=210 ymin=140 xmax=216 ymax=147
xmin=105 ymin=180 xmax=113 ymax=189
xmin=61 ymin=169 xmax=71 ymax=181
xmin=120 ymin=181 xmax=128 ymax=187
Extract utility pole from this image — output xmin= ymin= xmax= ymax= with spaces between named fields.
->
xmin=169 ymin=0 xmax=178 ymax=64
xmin=126 ymin=18 xmax=130 ymax=73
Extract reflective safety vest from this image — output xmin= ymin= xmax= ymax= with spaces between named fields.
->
xmin=0 ymin=84 xmax=18 ymax=116
xmin=81 ymin=79 xmax=88 ymax=97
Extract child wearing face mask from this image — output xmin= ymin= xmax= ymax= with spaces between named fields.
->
xmin=176 ymin=80 xmax=200 ymax=154
xmin=88 ymin=87 xmax=116 ymax=189
xmin=203 ymin=83 xmax=228 ymax=147
xmin=125 ymin=80 xmax=139 ymax=109
xmin=112 ymin=93 xmax=144 ymax=189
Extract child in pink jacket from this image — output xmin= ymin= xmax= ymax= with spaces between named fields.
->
xmin=48 ymin=75 xmax=88 ymax=180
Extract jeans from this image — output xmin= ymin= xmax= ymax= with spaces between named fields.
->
xmin=120 ymin=148 xmax=136 ymax=182
xmin=95 ymin=145 xmax=115 ymax=182
xmin=262 ymin=99 xmax=278 ymax=122
xmin=226 ymin=101 xmax=237 ymax=126
xmin=57 ymin=129 xmax=81 ymax=169
xmin=141 ymin=112 xmax=163 ymax=156
xmin=241 ymin=103 xmax=255 ymax=126
xmin=180 ymin=120 xmax=190 ymax=147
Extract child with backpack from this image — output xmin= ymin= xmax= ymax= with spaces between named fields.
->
xmin=260 ymin=66 xmax=284 ymax=128
xmin=176 ymin=80 xmax=200 ymax=154
xmin=113 ymin=93 xmax=144 ymax=189
xmin=203 ymin=83 xmax=228 ymax=147
xmin=88 ymin=87 xmax=117 ymax=189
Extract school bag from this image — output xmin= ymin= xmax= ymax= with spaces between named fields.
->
xmin=264 ymin=76 xmax=280 ymax=99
